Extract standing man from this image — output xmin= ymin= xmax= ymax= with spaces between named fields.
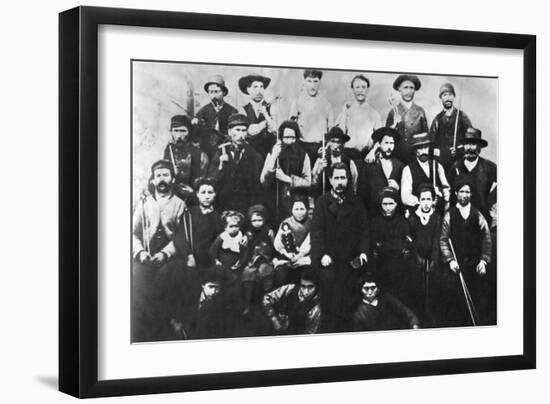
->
xmin=163 ymin=115 xmax=209 ymax=201
xmin=290 ymin=69 xmax=334 ymax=166
xmin=311 ymin=162 xmax=370 ymax=332
xmin=401 ymin=132 xmax=450 ymax=213
xmin=447 ymin=127 xmax=497 ymax=225
xmin=429 ymin=83 xmax=473 ymax=171
xmin=440 ymin=178 xmax=493 ymax=326
xmin=335 ymin=74 xmax=383 ymax=169
xmin=358 ymin=127 xmax=405 ymax=218
xmin=132 ymin=159 xmax=187 ymax=342
xmin=311 ymin=126 xmax=359 ymax=195
xmin=216 ymin=113 xmax=264 ymax=214
xmin=386 ymin=74 xmax=429 ymax=163
xmin=239 ymin=73 xmax=277 ymax=159
xmin=196 ymin=74 xmax=238 ymax=137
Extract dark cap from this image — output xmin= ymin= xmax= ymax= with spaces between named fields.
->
xmin=170 ymin=115 xmax=193 ymax=130
xmin=204 ymin=74 xmax=229 ymax=95
xmin=278 ymin=120 xmax=301 ymax=140
xmin=379 ymin=186 xmax=399 ymax=202
xmin=393 ymin=74 xmax=421 ymax=91
xmin=151 ymin=159 xmax=174 ymax=175
xmin=350 ymin=74 xmax=370 ymax=88
xmin=439 ymin=82 xmax=456 ymax=97
xmin=303 ymin=69 xmax=323 ymax=79
xmin=227 ymin=113 xmax=250 ymax=129
xmin=248 ymin=204 xmax=268 ymax=220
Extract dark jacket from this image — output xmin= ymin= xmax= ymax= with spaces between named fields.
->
xmin=429 ymin=108 xmax=472 ymax=169
xmin=353 ymin=293 xmax=419 ymax=331
xmin=196 ymin=101 xmax=238 ymax=136
xmin=386 ymin=103 xmax=428 ymax=163
xmin=358 ymin=157 xmax=404 ymax=217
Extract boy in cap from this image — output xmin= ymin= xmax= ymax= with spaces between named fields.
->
xmin=429 ymin=82 xmax=473 ymax=171
xmin=335 ymin=74 xmax=383 ymax=169
xmin=400 ymin=132 xmax=450 ymax=213
xmin=289 ymin=69 xmax=334 ymax=165
xmin=386 ymin=74 xmax=429 ymax=163
xmin=239 ymin=73 xmax=277 ymax=159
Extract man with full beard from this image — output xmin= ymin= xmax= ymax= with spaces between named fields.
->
xmin=400 ymin=132 xmax=450 ymax=214
xmin=447 ymin=127 xmax=497 ymax=225
xmin=132 ymin=159 xmax=187 ymax=342
xmin=311 ymin=126 xmax=358 ymax=196
xmin=311 ymin=162 xmax=370 ymax=332
xmin=163 ymin=115 xmax=209 ymax=202
xmin=261 ymin=120 xmax=312 ymax=224
xmin=358 ymin=127 xmax=405 ymax=218
xmin=429 ymin=83 xmax=473 ymax=171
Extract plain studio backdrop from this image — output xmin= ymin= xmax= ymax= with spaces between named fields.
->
xmin=0 ymin=0 xmax=545 ymax=403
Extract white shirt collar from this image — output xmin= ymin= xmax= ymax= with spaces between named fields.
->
xmin=464 ymin=157 xmax=479 ymax=172
xmin=363 ymin=298 xmax=378 ymax=307
xmin=456 ymin=203 xmax=471 ymax=219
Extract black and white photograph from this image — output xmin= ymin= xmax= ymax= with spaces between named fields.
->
xmin=131 ymin=61 xmax=498 ymax=343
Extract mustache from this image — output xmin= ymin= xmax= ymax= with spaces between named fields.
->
xmin=156 ymin=181 xmax=169 ymax=188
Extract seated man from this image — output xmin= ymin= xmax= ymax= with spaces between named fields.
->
xmin=353 ymin=271 xmax=420 ymax=331
xmin=262 ymin=268 xmax=321 ymax=335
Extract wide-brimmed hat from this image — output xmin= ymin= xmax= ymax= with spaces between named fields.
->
xmin=393 ymin=74 xmax=421 ymax=91
xmin=409 ymin=132 xmax=432 ymax=149
xmin=461 ymin=127 xmax=488 ymax=148
xmin=227 ymin=113 xmax=250 ymax=129
xmin=372 ymin=127 xmax=400 ymax=144
xmin=204 ymin=74 xmax=229 ymax=95
xmin=238 ymin=74 xmax=271 ymax=94
xmin=439 ymin=82 xmax=456 ymax=97
xmin=324 ymin=126 xmax=350 ymax=143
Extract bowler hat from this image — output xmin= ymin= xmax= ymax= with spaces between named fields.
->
xmin=238 ymin=74 xmax=271 ymax=94
xmin=461 ymin=127 xmax=488 ymax=148
xmin=439 ymin=82 xmax=456 ymax=97
xmin=325 ymin=126 xmax=350 ymax=143
xmin=372 ymin=126 xmax=400 ymax=144
xmin=170 ymin=114 xmax=193 ymax=130
xmin=227 ymin=113 xmax=250 ymax=129
xmin=409 ymin=132 xmax=432 ymax=149
xmin=393 ymin=74 xmax=421 ymax=91
xmin=204 ymin=74 xmax=229 ymax=95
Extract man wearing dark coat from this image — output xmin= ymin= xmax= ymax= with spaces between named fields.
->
xmin=440 ymin=178 xmax=493 ymax=326
xmin=239 ymin=74 xmax=277 ymax=159
xmin=311 ymin=162 xmax=370 ymax=332
xmin=216 ymin=113 xmax=264 ymax=214
xmin=386 ymin=74 xmax=429 ymax=163
xmin=196 ymin=74 xmax=238 ymax=137
xmin=358 ymin=127 xmax=404 ymax=218
xmin=447 ymin=127 xmax=497 ymax=225
xmin=429 ymin=83 xmax=473 ymax=171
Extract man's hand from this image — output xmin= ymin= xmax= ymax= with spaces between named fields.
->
xmin=365 ymin=148 xmax=377 ymax=164
xmin=359 ymin=253 xmax=368 ymax=265
xmin=449 ymin=259 xmax=460 ymax=273
xmin=271 ymin=143 xmax=282 ymax=159
xmin=186 ymin=254 xmax=196 ymax=268
xmin=387 ymin=179 xmax=400 ymax=190
xmin=271 ymin=315 xmax=283 ymax=331
xmin=152 ymin=252 xmax=167 ymax=266
xmin=476 ymin=260 xmax=487 ymax=276
xmin=275 ymin=168 xmax=291 ymax=184
xmin=449 ymin=147 xmax=456 ymax=157
xmin=138 ymin=251 xmax=152 ymax=264
xmin=318 ymin=157 xmax=328 ymax=171
xmin=218 ymin=152 xmax=230 ymax=166
xmin=321 ymin=254 xmax=332 ymax=267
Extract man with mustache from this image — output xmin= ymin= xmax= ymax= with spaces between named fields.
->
xmin=163 ymin=115 xmax=209 ymax=202
xmin=196 ymin=75 xmax=238 ymax=137
xmin=261 ymin=120 xmax=312 ymax=224
xmin=447 ymin=128 xmax=497 ymax=225
xmin=311 ymin=162 xmax=370 ymax=332
xmin=358 ymin=127 xmax=405 ymax=218
xmin=239 ymin=74 xmax=277 ymax=159
xmin=216 ymin=113 xmax=264 ymax=214
xmin=289 ymin=69 xmax=334 ymax=166
xmin=400 ymin=132 xmax=450 ymax=213
xmin=429 ymin=83 xmax=473 ymax=171
xmin=386 ymin=74 xmax=429 ymax=164
xmin=132 ymin=159 xmax=187 ymax=342
xmin=335 ymin=74 xmax=383 ymax=169
xmin=311 ymin=126 xmax=358 ymax=195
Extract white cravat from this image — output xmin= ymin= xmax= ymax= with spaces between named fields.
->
xmin=363 ymin=298 xmax=379 ymax=307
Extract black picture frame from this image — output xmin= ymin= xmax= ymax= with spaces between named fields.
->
xmin=59 ymin=6 xmax=536 ymax=398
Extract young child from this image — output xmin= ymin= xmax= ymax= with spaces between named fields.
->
xmin=209 ymin=210 xmax=249 ymax=282
xmin=241 ymin=205 xmax=275 ymax=315
xmin=273 ymin=194 xmax=312 ymax=286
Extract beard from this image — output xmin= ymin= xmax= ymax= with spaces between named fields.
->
xmin=465 ymin=151 xmax=479 ymax=161
xmin=443 ymin=101 xmax=453 ymax=109
xmin=380 ymin=149 xmax=393 ymax=159
xmin=156 ymin=181 xmax=170 ymax=193
xmin=417 ymin=153 xmax=429 ymax=163
xmin=331 ymin=147 xmax=343 ymax=157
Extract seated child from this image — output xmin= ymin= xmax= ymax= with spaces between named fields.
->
xmin=273 ymin=194 xmax=312 ymax=286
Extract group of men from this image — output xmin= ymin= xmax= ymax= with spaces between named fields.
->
xmin=132 ymin=69 xmax=497 ymax=341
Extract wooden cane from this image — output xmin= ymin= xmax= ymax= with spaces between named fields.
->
xmin=452 ymin=81 xmax=463 ymax=150
xmin=449 ymin=238 xmax=477 ymax=326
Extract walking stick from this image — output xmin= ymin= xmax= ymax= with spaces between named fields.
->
xmin=424 ymin=259 xmax=430 ymax=315
xmin=448 ymin=239 xmax=478 ymax=326
xmin=140 ymin=192 xmax=150 ymax=254
xmin=452 ymin=81 xmax=463 ymax=151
